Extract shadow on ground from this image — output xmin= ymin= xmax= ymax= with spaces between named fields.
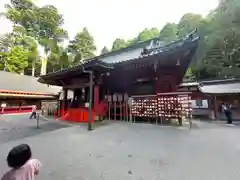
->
xmin=0 ymin=115 xmax=71 ymax=144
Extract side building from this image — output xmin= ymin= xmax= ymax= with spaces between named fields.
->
xmin=0 ymin=71 xmax=61 ymax=114
xmin=178 ymin=78 xmax=240 ymax=121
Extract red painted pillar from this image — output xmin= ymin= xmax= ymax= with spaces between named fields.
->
xmin=94 ymin=85 xmax=99 ymax=109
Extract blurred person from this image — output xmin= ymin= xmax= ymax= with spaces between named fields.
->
xmin=29 ymin=105 xmax=37 ymax=119
xmin=1 ymin=102 xmax=7 ymax=114
xmin=222 ymin=103 xmax=232 ymax=124
xmin=1 ymin=144 xmax=41 ymax=180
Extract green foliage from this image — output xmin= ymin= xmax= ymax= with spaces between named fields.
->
xmin=47 ymin=45 xmax=71 ymax=72
xmin=0 ymin=52 xmax=8 ymax=70
xmin=111 ymin=38 xmax=127 ymax=51
xmin=4 ymin=0 xmax=38 ymax=39
xmin=6 ymin=46 xmax=28 ymax=73
xmin=177 ymin=13 xmax=203 ymax=37
xmin=184 ymin=68 xmax=196 ymax=81
xmin=68 ymin=27 xmax=96 ymax=64
xmin=135 ymin=28 xmax=160 ymax=42
xmin=159 ymin=23 xmax=178 ymax=43
xmin=4 ymin=0 xmax=68 ymax=75
xmin=100 ymin=46 xmax=110 ymax=55
xmin=37 ymin=5 xmax=68 ymax=53
xmin=0 ymin=31 xmax=39 ymax=74
xmin=190 ymin=0 xmax=240 ymax=80
xmin=0 ymin=34 xmax=14 ymax=52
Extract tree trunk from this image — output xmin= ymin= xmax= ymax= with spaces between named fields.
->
xmin=32 ymin=62 xmax=35 ymax=77
xmin=41 ymin=57 xmax=47 ymax=75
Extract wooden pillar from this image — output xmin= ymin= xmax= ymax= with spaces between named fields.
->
xmin=213 ymin=96 xmax=219 ymax=120
xmin=94 ymin=85 xmax=99 ymax=108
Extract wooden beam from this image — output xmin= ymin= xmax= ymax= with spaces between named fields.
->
xmin=213 ymin=96 xmax=219 ymax=120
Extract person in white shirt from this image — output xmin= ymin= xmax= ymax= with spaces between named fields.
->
xmin=29 ymin=105 xmax=37 ymax=119
xmin=1 ymin=102 xmax=7 ymax=114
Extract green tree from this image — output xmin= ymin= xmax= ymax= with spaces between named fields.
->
xmin=0 ymin=34 xmax=13 ymax=70
xmin=192 ymin=0 xmax=240 ymax=80
xmin=6 ymin=46 xmax=29 ymax=73
xmin=159 ymin=23 xmax=178 ymax=43
xmin=0 ymin=33 xmax=14 ymax=52
xmin=4 ymin=0 xmax=68 ymax=75
xmin=4 ymin=0 xmax=38 ymax=37
xmin=177 ymin=13 xmax=203 ymax=37
xmin=68 ymin=27 xmax=96 ymax=64
xmin=37 ymin=5 xmax=68 ymax=51
xmin=100 ymin=46 xmax=109 ymax=55
xmin=111 ymin=38 xmax=127 ymax=51
xmin=110 ymin=28 xmax=160 ymax=51
xmin=47 ymin=45 xmax=71 ymax=72
xmin=135 ymin=28 xmax=160 ymax=42
xmin=12 ymin=26 xmax=40 ymax=76
xmin=183 ymin=68 xmax=196 ymax=81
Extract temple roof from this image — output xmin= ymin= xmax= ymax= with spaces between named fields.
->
xmin=179 ymin=78 xmax=240 ymax=94
xmin=199 ymin=79 xmax=240 ymax=94
xmin=39 ymin=30 xmax=199 ymax=85
xmin=0 ymin=71 xmax=61 ymax=96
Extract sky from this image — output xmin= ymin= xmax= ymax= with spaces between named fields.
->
xmin=0 ymin=0 xmax=219 ymax=53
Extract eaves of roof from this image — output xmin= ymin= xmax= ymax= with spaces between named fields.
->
xmin=198 ymin=78 xmax=240 ymax=94
xmin=40 ymin=30 xmax=199 ymax=81
xmin=0 ymin=71 xmax=61 ymax=95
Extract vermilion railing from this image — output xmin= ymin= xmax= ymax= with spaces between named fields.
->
xmin=95 ymin=100 xmax=108 ymax=116
xmin=0 ymin=106 xmax=33 ymax=115
xmin=60 ymin=107 xmax=95 ymax=123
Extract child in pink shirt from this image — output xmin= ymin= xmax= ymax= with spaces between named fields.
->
xmin=1 ymin=144 xmax=41 ymax=180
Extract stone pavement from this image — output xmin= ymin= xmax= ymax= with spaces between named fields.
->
xmin=0 ymin=115 xmax=240 ymax=180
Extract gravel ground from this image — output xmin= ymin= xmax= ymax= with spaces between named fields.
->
xmin=0 ymin=114 xmax=240 ymax=180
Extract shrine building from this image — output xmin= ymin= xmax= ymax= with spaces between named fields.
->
xmin=178 ymin=78 xmax=240 ymax=121
xmin=38 ymin=30 xmax=199 ymax=124
xmin=0 ymin=71 xmax=60 ymax=114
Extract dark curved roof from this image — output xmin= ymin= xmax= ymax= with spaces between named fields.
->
xmin=39 ymin=30 xmax=199 ymax=85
